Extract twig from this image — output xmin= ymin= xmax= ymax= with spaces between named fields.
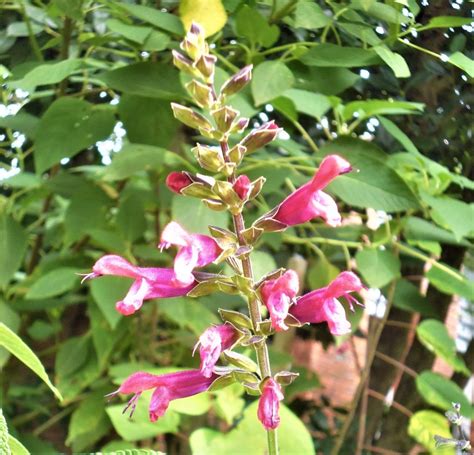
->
xmin=374 ymin=351 xmax=418 ymax=378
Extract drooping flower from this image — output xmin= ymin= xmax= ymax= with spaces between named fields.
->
xmin=258 ymin=155 xmax=352 ymax=230
xmin=260 ymin=270 xmax=299 ymax=331
xmin=159 ymin=222 xmax=222 ymax=285
xmin=257 ymin=378 xmax=284 ymax=430
xmin=108 ymin=369 xmax=217 ymax=422
xmin=289 ymin=271 xmax=364 ymax=336
xmin=195 ymin=324 xmax=239 ymax=377
xmin=83 ymin=255 xmax=195 ymax=315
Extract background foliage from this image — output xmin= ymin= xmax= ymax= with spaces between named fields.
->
xmin=0 ymin=0 xmax=472 ymax=453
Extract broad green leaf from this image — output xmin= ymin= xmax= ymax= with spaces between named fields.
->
xmin=235 ymin=5 xmax=279 ymax=48
xmin=189 ymin=402 xmax=315 ymax=455
xmin=426 ymin=265 xmax=473 ymax=301
xmin=355 ymin=248 xmax=400 ymax=288
xmin=282 ymin=89 xmax=331 ymax=119
xmin=116 ymin=193 xmax=146 ymax=242
xmin=423 ymin=16 xmax=473 ymax=30
xmin=417 ymin=319 xmax=469 ymax=376
xmin=55 ymin=336 xmax=91 ymax=379
xmin=293 ymin=1 xmax=330 ymax=29
xmin=320 ymin=138 xmax=419 ymax=212
xmin=26 ymin=268 xmax=78 ymax=300
xmin=251 ymin=251 xmax=278 ymax=282
xmin=416 ymin=372 xmax=473 ymax=418
xmin=0 ymin=213 xmax=28 ymax=287
xmin=378 ymin=116 xmax=418 ymax=154
xmin=8 ymin=435 xmax=30 ymax=455
xmin=0 ymin=112 xmax=39 ymax=139
xmin=393 ymin=279 xmax=437 ymax=317
xmin=180 ymin=0 xmax=227 ymax=37
xmin=0 ymin=409 xmax=10 ymax=454
xmin=301 ymin=43 xmax=380 ymax=67
xmin=53 ymin=0 xmax=83 ymax=20
xmin=342 ymin=99 xmax=424 ymax=121
xmin=171 ymin=195 xmax=229 ymax=234
xmin=101 ymin=63 xmax=185 ymax=99
xmin=106 ymin=19 xmax=152 ymax=44
xmin=338 ymin=21 xmax=381 ymax=46
xmin=307 ymin=257 xmax=340 ymax=289
xmin=89 ymin=276 xmax=130 ymax=329
xmin=8 ymin=59 xmax=83 ymax=90
xmin=169 ymin=393 xmax=212 ymax=416
xmin=142 ymin=30 xmax=170 ymax=51
xmin=34 ymin=98 xmax=115 ymax=174
xmin=252 ymin=61 xmax=294 ymax=106
xmin=0 ymin=323 xmax=62 ymax=400
xmin=0 ymin=303 xmax=21 ymax=367
xmin=373 ymin=45 xmax=410 ymax=78
xmin=118 ymin=95 xmax=178 ymax=148
xmin=405 ymin=217 xmax=470 ymax=247
xmin=352 ymin=0 xmax=408 ymax=24
xmin=408 ymin=410 xmax=453 ymax=454
xmin=448 ymin=52 xmax=474 ymax=77
xmin=118 ymin=2 xmax=184 ymax=34
xmin=214 ymin=384 xmax=245 ymax=425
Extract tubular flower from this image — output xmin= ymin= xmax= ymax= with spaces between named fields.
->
xmin=289 ymin=271 xmax=364 ymax=336
xmin=195 ymin=324 xmax=239 ymax=377
xmin=261 ymin=155 xmax=352 ymax=229
xmin=108 ymin=369 xmax=217 ymax=422
xmin=257 ymin=378 xmax=284 ymax=430
xmin=83 ymin=255 xmax=195 ymax=315
xmin=260 ymin=270 xmax=299 ymax=331
xmin=159 ymin=222 xmax=222 ymax=285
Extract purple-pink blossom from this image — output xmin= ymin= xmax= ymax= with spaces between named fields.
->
xmin=257 ymin=378 xmax=284 ymax=430
xmin=289 ymin=271 xmax=364 ymax=335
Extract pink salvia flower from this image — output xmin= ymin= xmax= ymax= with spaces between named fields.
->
xmin=159 ymin=222 xmax=222 ymax=285
xmin=109 ymin=369 xmax=217 ymax=422
xmin=289 ymin=271 xmax=364 ymax=336
xmin=260 ymin=270 xmax=299 ymax=331
xmin=195 ymin=324 xmax=239 ymax=377
xmin=273 ymin=155 xmax=352 ymax=227
xmin=257 ymin=378 xmax=284 ymax=430
xmin=85 ymin=255 xmax=195 ymax=315
xmin=233 ymin=175 xmax=251 ymax=200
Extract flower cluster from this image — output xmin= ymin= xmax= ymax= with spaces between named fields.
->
xmin=83 ymin=23 xmax=365 ymax=438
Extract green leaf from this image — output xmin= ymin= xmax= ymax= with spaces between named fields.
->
xmin=189 ymin=402 xmax=315 ymax=454
xmin=118 ymin=95 xmax=178 ymax=148
xmin=116 ymin=193 xmax=146 ymax=243
xmin=34 ymin=98 xmax=115 ymax=174
xmin=213 ymin=384 xmax=245 ymax=425
xmin=26 ymin=267 xmax=78 ymax=300
xmin=282 ymin=89 xmax=331 ymax=119
xmin=342 ymin=99 xmax=424 ymax=121
xmin=416 ymin=372 xmax=473 ymax=418
xmin=8 ymin=435 xmax=30 ymax=455
xmin=169 ymin=393 xmax=212 ymax=416
xmin=417 ymin=319 xmax=469 ymax=376
xmin=426 ymin=265 xmax=473 ymax=301
xmin=448 ymin=52 xmax=474 ymax=77
xmin=171 ymin=195 xmax=229 ymax=234
xmin=235 ymin=5 xmax=279 ymax=48
xmin=0 ymin=303 xmax=21 ymax=367
xmin=408 ymin=410 xmax=453 ymax=454
xmin=373 ymin=45 xmax=410 ymax=78
xmin=404 ymin=217 xmax=470 ymax=246
xmin=378 ymin=116 xmax=418 ymax=154
xmin=252 ymin=61 xmax=294 ymax=106
xmin=352 ymin=0 xmax=408 ymax=24
xmin=393 ymin=279 xmax=437 ymax=317
xmin=53 ymin=0 xmax=83 ymax=20
xmin=118 ymin=2 xmax=184 ymax=34
xmin=89 ymin=276 xmax=130 ymax=329
xmin=307 ymin=257 xmax=340 ymax=289
xmin=0 ymin=213 xmax=28 ymax=287
xmin=106 ymin=19 xmax=151 ymax=44
xmin=8 ymin=59 xmax=83 ymax=90
xmin=55 ymin=336 xmax=91 ymax=379
xmin=100 ymin=62 xmax=185 ymax=100
xmin=142 ymin=30 xmax=170 ymax=52
xmin=180 ymin=0 xmax=227 ymax=37
xmin=356 ymin=248 xmax=400 ymax=288
xmin=0 ymin=323 xmax=62 ymax=400
xmin=0 ymin=112 xmax=39 ymax=139
xmin=293 ymin=1 xmax=330 ymax=29
xmin=301 ymin=43 xmax=380 ymax=67
xmin=320 ymin=138 xmax=419 ymax=212
xmin=423 ymin=16 xmax=473 ymax=30
xmin=251 ymin=251 xmax=277 ymax=282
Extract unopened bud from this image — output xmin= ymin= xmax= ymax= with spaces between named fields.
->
xmin=220 ymin=65 xmax=253 ymax=97
xmin=186 ymin=80 xmax=214 ymax=108
xmin=172 ymin=50 xmax=200 ymax=77
xmin=195 ymin=54 xmax=217 ymax=82
xmin=180 ymin=22 xmax=207 ymax=61
xmin=231 ymin=117 xmax=249 ymax=134
xmin=192 ymin=144 xmax=225 ymax=173
xmin=228 ymin=144 xmax=246 ymax=165
xmin=212 ymin=106 xmax=239 ymax=134
xmin=171 ymin=103 xmax=213 ymax=131
xmin=240 ymin=120 xmax=281 ymax=154
xmin=166 ymin=171 xmax=193 ymax=194
xmin=233 ymin=175 xmax=251 ymax=200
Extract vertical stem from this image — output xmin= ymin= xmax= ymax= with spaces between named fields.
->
xmin=220 ymin=140 xmax=278 ymax=454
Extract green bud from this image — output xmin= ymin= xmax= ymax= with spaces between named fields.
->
xmin=223 ymin=350 xmax=259 ymax=373
xmin=171 ymin=103 xmax=213 ymax=131
xmin=220 ymin=65 xmax=253 ymax=97
xmin=192 ymin=144 xmax=225 ymax=173
xmin=211 ymin=106 xmax=239 ymax=134
xmin=186 ymin=79 xmax=214 ymax=108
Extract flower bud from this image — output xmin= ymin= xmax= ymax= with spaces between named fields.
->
xmin=180 ymin=22 xmax=207 ymax=61
xmin=185 ymin=80 xmax=214 ymax=108
xmin=171 ymin=103 xmax=213 ymax=131
xmin=257 ymin=378 xmax=284 ymax=430
xmin=228 ymin=144 xmax=246 ymax=165
xmin=233 ymin=175 xmax=251 ymax=200
xmin=172 ymin=50 xmax=200 ymax=78
xmin=166 ymin=171 xmax=193 ymax=194
xmin=211 ymin=106 xmax=239 ymax=134
xmin=240 ymin=120 xmax=281 ymax=154
xmin=220 ymin=65 xmax=253 ymax=97
xmin=195 ymin=54 xmax=217 ymax=82
xmin=231 ymin=117 xmax=249 ymax=134
xmin=192 ymin=144 xmax=225 ymax=173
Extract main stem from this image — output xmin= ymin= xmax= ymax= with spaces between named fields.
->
xmin=220 ymin=140 xmax=278 ymax=455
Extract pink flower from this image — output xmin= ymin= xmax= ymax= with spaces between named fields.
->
xmin=289 ymin=271 xmax=364 ymax=335
xmin=108 ymin=369 xmax=217 ymax=422
xmin=195 ymin=324 xmax=239 ymax=377
xmin=257 ymin=378 xmax=284 ymax=430
xmin=233 ymin=175 xmax=251 ymax=200
xmin=166 ymin=171 xmax=193 ymax=194
xmin=159 ymin=222 xmax=222 ymax=285
xmin=84 ymin=255 xmax=195 ymax=315
xmin=260 ymin=270 xmax=299 ymax=331
xmin=272 ymin=155 xmax=352 ymax=228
